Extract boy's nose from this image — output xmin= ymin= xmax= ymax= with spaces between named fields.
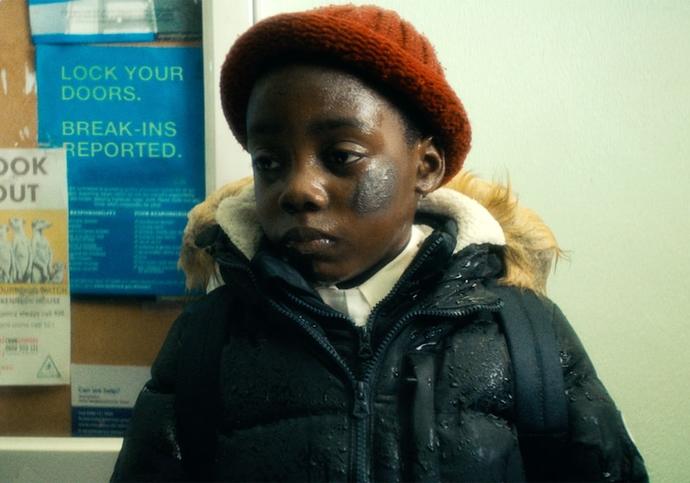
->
xmin=278 ymin=162 xmax=328 ymax=214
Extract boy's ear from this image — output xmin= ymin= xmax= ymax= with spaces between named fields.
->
xmin=414 ymin=136 xmax=445 ymax=195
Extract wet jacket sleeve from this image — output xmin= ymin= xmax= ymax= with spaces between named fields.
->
xmin=110 ymin=310 xmax=190 ymax=482
xmin=552 ymin=303 xmax=648 ymax=482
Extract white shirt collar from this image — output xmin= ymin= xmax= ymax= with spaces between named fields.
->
xmin=315 ymin=225 xmax=429 ymax=327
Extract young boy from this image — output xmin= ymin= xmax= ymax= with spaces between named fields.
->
xmin=112 ymin=5 xmax=647 ymax=482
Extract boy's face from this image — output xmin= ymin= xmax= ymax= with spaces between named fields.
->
xmin=246 ymin=64 xmax=443 ymax=285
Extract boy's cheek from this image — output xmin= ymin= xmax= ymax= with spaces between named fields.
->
xmin=350 ymin=163 xmax=399 ymax=214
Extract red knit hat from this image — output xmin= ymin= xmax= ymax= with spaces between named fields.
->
xmin=220 ymin=4 xmax=471 ymax=183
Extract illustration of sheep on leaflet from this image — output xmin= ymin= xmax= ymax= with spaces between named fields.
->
xmin=31 ymin=219 xmax=53 ymax=283
xmin=2 ymin=217 xmax=64 ymax=284
xmin=9 ymin=217 xmax=31 ymax=283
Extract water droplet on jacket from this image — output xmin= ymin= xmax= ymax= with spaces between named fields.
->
xmin=489 ymin=414 xmax=506 ymax=428
xmin=585 ymin=391 xmax=594 ymax=401
xmin=565 ymin=389 xmax=577 ymax=402
xmin=603 ymin=471 xmax=611 ymax=479
xmin=392 ymin=368 xmax=400 ymax=378
xmin=559 ymin=350 xmax=570 ymax=367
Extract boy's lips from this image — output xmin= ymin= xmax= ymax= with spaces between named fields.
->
xmin=281 ymin=227 xmax=336 ymax=255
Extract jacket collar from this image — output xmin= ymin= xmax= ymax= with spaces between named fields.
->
xmin=241 ymin=211 xmax=504 ymax=319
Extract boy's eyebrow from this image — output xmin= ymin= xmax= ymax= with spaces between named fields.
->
xmin=306 ymin=117 xmax=370 ymax=134
xmin=247 ymin=117 xmax=369 ymax=137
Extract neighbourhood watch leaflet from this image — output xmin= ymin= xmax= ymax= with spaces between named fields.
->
xmin=0 ymin=148 xmax=70 ymax=386
xmin=36 ymin=45 xmax=205 ymax=295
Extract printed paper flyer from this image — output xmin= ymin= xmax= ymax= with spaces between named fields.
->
xmin=0 ymin=148 xmax=70 ymax=386
xmin=71 ymin=364 xmax=150 ymax=436
xmin=29 ymin=0 xmax=201 ymax=44
xmin=36 ymin=45 xmax=205 ymax=295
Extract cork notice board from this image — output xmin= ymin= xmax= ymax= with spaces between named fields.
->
xmin=0 ymin=0 xmax=195 ymax=435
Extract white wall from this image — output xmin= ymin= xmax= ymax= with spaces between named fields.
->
xmin=202 ymin=0 xmax=254 ymax=192
xmin=0 ymin=438 xmax=121 ymax=482
xmin=233 ymin=1 xmax=689 ymax=481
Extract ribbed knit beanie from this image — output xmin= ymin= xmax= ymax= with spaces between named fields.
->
xmin=220 ymin=4 xmax=471 ymax=183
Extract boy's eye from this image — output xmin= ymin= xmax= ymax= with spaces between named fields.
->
xmin=252 ymin=154 xmax=281 ymax=172
xmin=327 ymin=148 xmax=366 ymax=166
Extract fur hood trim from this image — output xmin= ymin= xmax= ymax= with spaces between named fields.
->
xmin=179 ymin=173 xmax=562 ymax=295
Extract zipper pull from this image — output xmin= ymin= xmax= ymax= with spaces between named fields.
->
xmin=353 ymin=380 xmax=370 ymax=419
xmin=357 ymin=327 xmax=373 ymax=360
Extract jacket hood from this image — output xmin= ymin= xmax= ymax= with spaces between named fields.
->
xmin=178 ymin=172 xmax=562 ymax=295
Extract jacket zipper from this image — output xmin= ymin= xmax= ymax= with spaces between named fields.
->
xmin=344 ymin=234 xmax=503 ymax=483
xmin=282 ymin=294 xmax=501 ymax=483
xmin=216 ymin=242 xmax=502 ymax=483
xmin=352 ymin=302 xmax=502 ymax=482
xmin=280 ymin=292 xmax=365 ymax=480
xmin=282 ymin=236 xmax=502 ymax=483
xmin=216 ymin=255 xmax=368 ymax=479
xmin=215 ymin=254 xmax=358 ymax=383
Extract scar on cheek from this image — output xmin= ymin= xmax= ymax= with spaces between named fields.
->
xmin=351 ymin=164 xmax=398 ymax=214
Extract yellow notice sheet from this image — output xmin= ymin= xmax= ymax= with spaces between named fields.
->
xmin=0 ymin=148 xmax=70 ymax=385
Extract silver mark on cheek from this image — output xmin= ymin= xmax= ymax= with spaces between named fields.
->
xmin=351 ymin=163 xmax=398 ymax=214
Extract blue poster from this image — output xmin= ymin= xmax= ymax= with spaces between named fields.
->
xmin=37 ymin=45 xmax=204 ymax=295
